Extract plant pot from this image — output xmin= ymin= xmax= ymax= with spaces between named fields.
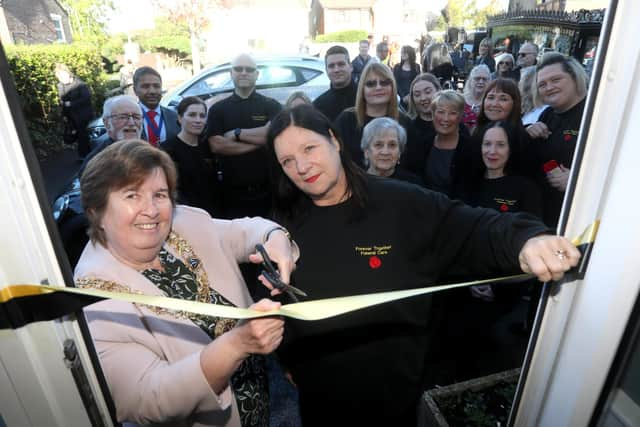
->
xmin=419 ymin=368 xmax=521 ymax=427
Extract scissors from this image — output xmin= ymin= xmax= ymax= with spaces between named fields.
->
xmin=255 ymin=244 xmax=307 ymax=303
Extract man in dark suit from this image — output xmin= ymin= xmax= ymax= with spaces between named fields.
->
xmin=133 ymin=66 xmax=179 ymax=145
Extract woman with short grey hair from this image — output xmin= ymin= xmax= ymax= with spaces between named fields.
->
xmin=361 ymin=117 xmax=423 ymax=185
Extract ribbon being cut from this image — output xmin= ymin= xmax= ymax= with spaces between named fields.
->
xmin=0 ymin=221 xmax=598 ymax=330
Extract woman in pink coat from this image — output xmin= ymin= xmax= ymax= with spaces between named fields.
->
xmin=75 ymin=139 xmax=298 ymax=427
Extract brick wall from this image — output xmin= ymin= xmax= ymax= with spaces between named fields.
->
xmin=2 ymin=0 xmax=72 ymax=44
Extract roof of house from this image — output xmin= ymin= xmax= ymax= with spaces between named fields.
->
xmin=318 ymin=0 xmax=375 ymax=9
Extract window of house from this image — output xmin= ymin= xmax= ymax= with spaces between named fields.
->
xmin=50 ymin=14 xmax=66 ymax=42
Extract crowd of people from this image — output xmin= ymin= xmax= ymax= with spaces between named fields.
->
xmin=63 ymin=37 xmax=588 ymax=427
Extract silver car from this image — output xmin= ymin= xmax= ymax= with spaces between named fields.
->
xmin=160 ymin=55 xmax=330 ymax=109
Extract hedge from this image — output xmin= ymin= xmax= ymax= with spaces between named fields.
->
xmin=315 ymin=29 xmax=368 ymax=43
xmin=5 ymin=43 xmax=108 ymax=158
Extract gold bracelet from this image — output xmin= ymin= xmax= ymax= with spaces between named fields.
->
xmin=264 ymin=226 xmax=292 ymax=243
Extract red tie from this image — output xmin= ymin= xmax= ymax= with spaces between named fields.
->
xmin=146 ymin=110 xmax=158 ymax=146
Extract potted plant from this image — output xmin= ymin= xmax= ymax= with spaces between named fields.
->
xmin=420 ymin=368 xmax=520 ymax=427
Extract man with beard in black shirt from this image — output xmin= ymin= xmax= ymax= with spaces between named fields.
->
xmin=206 ymin=53 xmax=282 ymax=219
xmin=312 ymin=45 xmax=358 ymax=122
xmin=525 ymin=53 xmax=588 ymax=227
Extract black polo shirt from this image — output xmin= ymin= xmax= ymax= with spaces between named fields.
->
xmin=206 ymin=91 xmax=282 ymax=187
xmin=312 ymin=80 xmax=357 ymax=122
xmin=525 ymin=98 xmax=585 ymax=227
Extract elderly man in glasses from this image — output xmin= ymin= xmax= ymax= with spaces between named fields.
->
xmin=80 ymin=95 xmax=144 ymax=172
xmin=512 ymin=42 xmax=539 ymax=81
xmin=205 ymin=53 xmax=282 ymax=219
xmin=132 ymin=66 xmax=180 ymax=146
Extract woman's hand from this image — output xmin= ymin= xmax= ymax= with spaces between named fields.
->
xmin=518 ymin=235 xmax=581 ymax=282
xmin=200 ymin=299 xmax=283 ymax=394
xmin=232 ymin=299 xmax=284 ymax=356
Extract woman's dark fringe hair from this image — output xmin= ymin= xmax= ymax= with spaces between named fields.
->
xmin=466 ymin=120 xmax=522 ymax=192
xmin=481 ymin=120 xmax=521 ymax=176
xmin=266 ymin=104 xmax=368 ymax=228
xmin=475 ymin=77 xmax=523 ymax=132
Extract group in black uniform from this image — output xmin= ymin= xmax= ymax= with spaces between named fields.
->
xmin=77 ymin=47 xmax=588 ymax=426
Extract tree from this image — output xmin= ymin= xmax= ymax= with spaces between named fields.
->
xmin=471 ymin=0 xmax=504 ymax=29
xmin=59 ymin=0 xmax=115 ymax=43
xmin=135 ymin=17 xmax=191 ymax=60
xmin=440 ymin=0 xmax=506 ymax=31
xmin=152 ymin=0 xmax=229 ymax=73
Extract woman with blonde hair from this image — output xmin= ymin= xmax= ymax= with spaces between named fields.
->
xmin=334 ymin=61 xmax=410 ymax=168
xmin=474 ymin=37 xmax=495 ymax=73
xmin=423 ymin=90 xmax=474 ymax=196
xmin=519 ymin=65 xmax=547 ymax=125
xmin=402 ymin=73 xmax=441 ymax=175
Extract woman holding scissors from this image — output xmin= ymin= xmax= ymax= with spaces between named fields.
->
xmin=75 ymin=139 xmax=297 ymax=427
xmin=264 ymin=104 xmax=580 ymax=427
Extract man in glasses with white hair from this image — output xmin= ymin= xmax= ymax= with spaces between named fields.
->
xmin=205 ymin=53 xmax=282 ymax=219
xmin=81 ymin=95 xmax=144 ymax=170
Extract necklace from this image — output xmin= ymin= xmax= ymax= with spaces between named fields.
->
xmin=165 ymin=231 xmax=212 ymax=303
xmin=78 ymin=231 xmax=213 ymax=319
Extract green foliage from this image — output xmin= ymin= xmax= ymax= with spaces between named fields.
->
xmin=5 ymin=44 xmax=107 ymax=158
xmin=59 ymin=0 xmax=115 ymax=44
xmin=134 ymin=17 xmax=191 ymax=58
xmin=315 ymin=30 xmax=369 ymax=43
xmin=440 ymin=0 xmax=506 ymax=30
xmin=101 ymin=33 xmax=127 ymax=65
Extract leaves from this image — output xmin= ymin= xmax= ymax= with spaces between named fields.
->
xmin=440 ymin=0 xmax=505 ymax=30
xmin=315 ymin=30 xmax=369 ymax=43
xmin=6 ymin=44 xmax=108 ymax=159
xmin=58 ymin=0 xmax=115 ymax=43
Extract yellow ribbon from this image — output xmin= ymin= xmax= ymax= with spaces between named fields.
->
xmin=1 ymin=221 xmax=599 ymax=323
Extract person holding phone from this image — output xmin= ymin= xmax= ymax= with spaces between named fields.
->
xmin=525 ymin=53 xmax=588 ymax=227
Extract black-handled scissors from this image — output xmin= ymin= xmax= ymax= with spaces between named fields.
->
xmin=255 ymin=244 xmax=307 ymax=303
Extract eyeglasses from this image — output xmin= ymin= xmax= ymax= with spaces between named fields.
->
xmin=232 ymin=66 xmax=257 ymax=73
xmin=518 ymin=52 xmax=534 ymax=57
xmin=364 ymin=79 xmax=393 ymax=88
xmin=498 ymin=62 xmax=513 ymax=67
xmin=109 ymin=113 xmax=143 ymax=122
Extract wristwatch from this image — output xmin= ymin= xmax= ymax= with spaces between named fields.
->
xmin=234 ymin=128 xmax=242 ymax=141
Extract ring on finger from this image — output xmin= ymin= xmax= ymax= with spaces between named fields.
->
xmin=554 ymin=249 xmax=567 ymax=260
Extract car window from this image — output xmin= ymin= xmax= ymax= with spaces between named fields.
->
xmin=299 ymin=67 xmax=322 ymax=83
xmin=183 ymin=69 xmax=233 ymax=97
xmin=257 ymin=66 xmax=297 ymax=86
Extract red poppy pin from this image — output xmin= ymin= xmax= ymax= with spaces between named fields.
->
xmin=499 ymin=204 xmax=509 ymax=212
xmin=564 ymin=134 xmax=573 ymax=142
xmin=369 ymin=256 xmax=382 ymax=269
